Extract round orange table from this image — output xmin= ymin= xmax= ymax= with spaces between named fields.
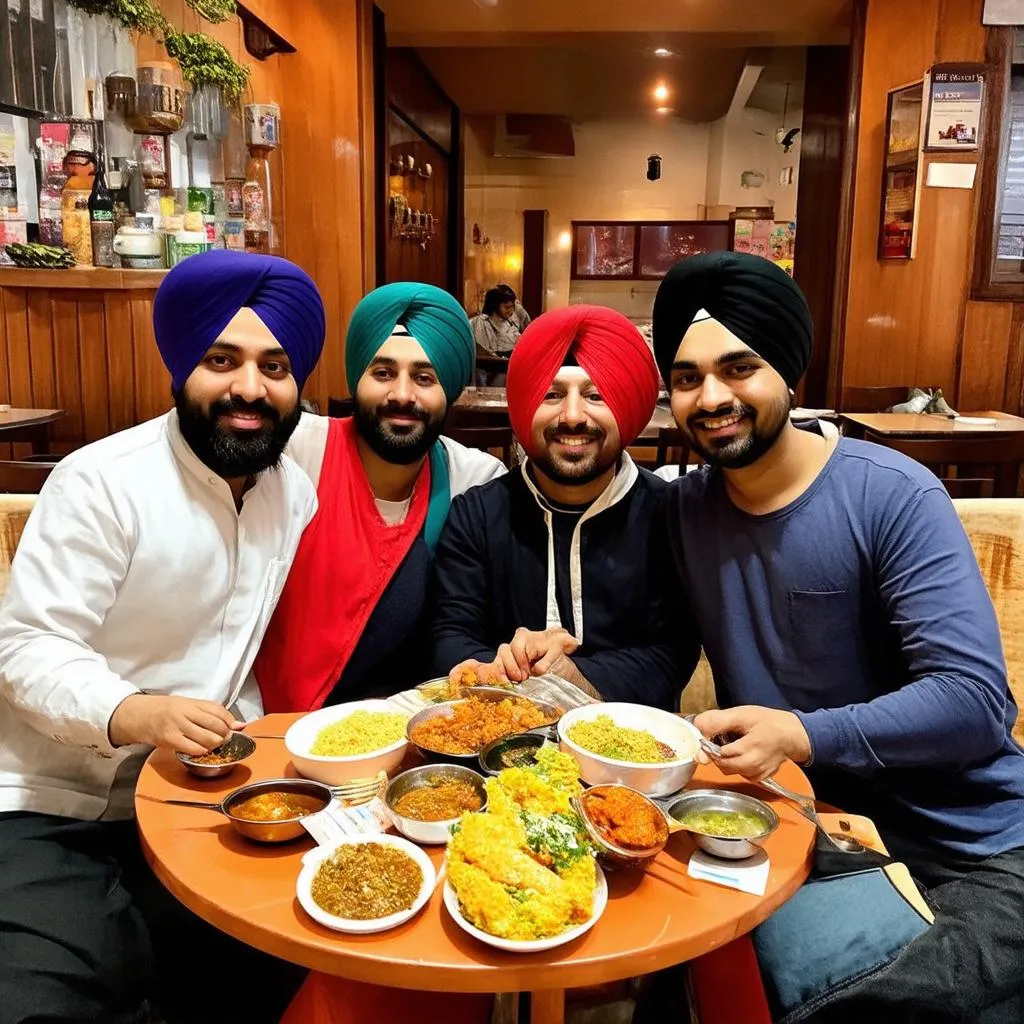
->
xmin=136 ymin=714 xmax=815 ymax=1024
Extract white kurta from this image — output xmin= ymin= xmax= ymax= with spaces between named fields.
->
xmin=0 ymin=411 xmax=317 ymax=820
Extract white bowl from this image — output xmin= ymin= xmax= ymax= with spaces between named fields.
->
xmin=443 ymin=864 xmax=607 ymax=952
xmin=558 ymin=702 xmax=701 ymax=798
xmin=285 ymin=699 xmax=410 ymax=786
xmin=297 ymin=834 xmax=436 ymax=934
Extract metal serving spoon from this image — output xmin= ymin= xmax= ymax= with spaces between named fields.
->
xmin=685 ymin=717 xmax=865 ymax=854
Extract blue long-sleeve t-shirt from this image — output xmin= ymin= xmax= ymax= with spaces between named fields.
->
xmin=666 ymin=430 xmax=1024 ymax=858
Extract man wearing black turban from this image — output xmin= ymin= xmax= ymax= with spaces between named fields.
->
xmin=0 ymin=251 xmax=327 ymax=1024
xmin=654 ymin=251 xmax=1024 ymax=1022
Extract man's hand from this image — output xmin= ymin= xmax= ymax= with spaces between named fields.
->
xmin=496 ymin=627 xmax=580 ymax=683
xmin=108 ymin=694 xmax=240 ymax=755
xmin=692 ymin=705 xmax=811 ymax=781
xmin=447 ymin=658 xmax=510 ymax=687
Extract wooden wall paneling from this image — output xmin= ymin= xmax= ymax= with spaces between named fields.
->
xmin=958 ymin=299 xmax=1014 ymax=409
xmin=78 ymin=298 xmax=111 ymax=443
xmin=386 ymin=49 xmax=453 ymax=152
xmin=129 ymin=295 xmax=169 ymax=424
xmin=103 ymin=293 xmax=136 ymax=435
xmin=1005 ymin=302 xmax=1024 ymax=415
xmin=3 ymin=289 xmax=33 ymax=447
xmin=793 ymin=45 xmax=851 ymax=409
xmin=840 ymin=0 xmax=1010 ymax=407
xmin=522 ymin=209 xmax=547 ymax=319
xmin=51 ymin=294 xmax=85 ymax=447
xmin=26 ymin=291 xmax=58 ymax=415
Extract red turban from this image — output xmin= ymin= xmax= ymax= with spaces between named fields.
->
xmin=506 ymin=305 xmax=660 ymax=454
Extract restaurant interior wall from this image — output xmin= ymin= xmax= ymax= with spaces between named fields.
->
xmin=0 ymin=0 xmax=375 ymax=453
xmin=464 ymin=115 xmax=710 ymax=318
xmin=838 ymin=0 xmax=1024 ymax=414
xmin=705 ymin=104 xmax=803 ymax=222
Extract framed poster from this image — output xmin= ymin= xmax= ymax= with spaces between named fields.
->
xmin=572 ymin=223 xmax=637 ymax=278
xmin=878 ymin=80 xmax=925 ymax=260
xmin=925 ymin=63 xmax=985 ymax=151
xmin=636 ymin=221 xmax=730 ymax=278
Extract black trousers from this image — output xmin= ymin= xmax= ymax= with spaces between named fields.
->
xmin=0 ymin=812 xmax=305 ymax=1024
xmin=807 ymin=834 xmax=1024 ymax=1024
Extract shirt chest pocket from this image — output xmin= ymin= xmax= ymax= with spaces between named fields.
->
xmin=782 ymin=589 xmax=865 ymax=708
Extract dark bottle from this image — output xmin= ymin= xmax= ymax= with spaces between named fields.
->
xmin=88 ymin=161 xmax=115 ymax=267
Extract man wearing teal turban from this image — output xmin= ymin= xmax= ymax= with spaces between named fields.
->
xmin=255 ymin=283 xmax=505 ymax=714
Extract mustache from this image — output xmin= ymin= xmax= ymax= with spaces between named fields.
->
xmin=544 ymin=423 xmax=603 ymax=441
xmin=376 ymin=401 xmax=430 ymax=423
xmin=211 ymin=396 xmax=280 ymax=423
xmin=688 ymin=403 xmax=754 ymax=427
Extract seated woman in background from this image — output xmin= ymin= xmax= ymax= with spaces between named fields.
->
xmin=471 ymin=285 xmax=521 ymax=384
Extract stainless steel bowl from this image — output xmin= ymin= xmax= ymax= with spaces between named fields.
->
xmin=176 ymin=732 xmax=256 ymax=779
xmin=221 ymin=778 xmax=333 ymax=843
xmin=572 ymin=785 xmax=669 ymax=870
xmin=478 ymin=732 xmax=549 ymax=775
xmin=663 ymin=788 xmax=779 ymax=860
xmin=384 ymin=763 xmax=488 ymax=844
xmin=406 ymin=689 xmax=562 ymax=765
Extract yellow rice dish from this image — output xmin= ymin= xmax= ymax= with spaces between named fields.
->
xmin=566 ymin=714 xmax=678 ymax=763
xmin=447 ymin=749 xmax=596 ymax=941
xmin=309 ymin=709 xmax=408 ymax=757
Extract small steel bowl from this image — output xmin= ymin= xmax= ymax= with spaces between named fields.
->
xmin=406 ymin=688 xmax=562 ymax=766
xmin=664 ymin=788 xmax=779 ymax=860
xmin=384 ymin=763 xmax=488 ymax=844
xmin=478 ymin=732 xmax=549 ymax=775
xmin=572 ymin=784 xmax=669 ymax=870
xmin=176 ymin=732 xmax=256 ymax=779
xmin=221 ymin=778 xmax=333 ymax=843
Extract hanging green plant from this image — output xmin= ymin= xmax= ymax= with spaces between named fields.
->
xmin=164 ymin=30 xmax=251 ymax=102
xmin=64 ymin=0 xmax=169 ymax=36
xmin=184 ymin=0 xmax=237 ymax=25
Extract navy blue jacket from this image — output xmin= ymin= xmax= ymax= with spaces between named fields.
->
xmin=428 ymin=460 xmax=698 ymax=710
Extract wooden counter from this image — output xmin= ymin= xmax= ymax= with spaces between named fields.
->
xmin=0 ymin=267 xmax=168 ymax=290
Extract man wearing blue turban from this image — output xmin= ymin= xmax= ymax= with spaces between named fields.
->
xmin=255 ymin=282 xmax=504 ymax=714
xmin=0 ymin=250 xmax=326 ymax=1024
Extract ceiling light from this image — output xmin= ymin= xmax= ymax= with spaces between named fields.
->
xmin=654 ymin=48 xmax=672 ymax=57
xmin=653 ymin=84 xmax=670 ymax=102
xmin=655 ymin=106 xmax=672 ymax=114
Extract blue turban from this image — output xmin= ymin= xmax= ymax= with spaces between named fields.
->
xmin=345 ymin=282 xmax=474 ymax=403
xmin=153 ymin=250 xmax=326 ymax=392
xmin=345 ymin=282 xmax=475 ymax=554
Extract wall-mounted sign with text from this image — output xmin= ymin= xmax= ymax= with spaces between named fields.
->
xmin=925 ymin=64 xmax=985 ymax=152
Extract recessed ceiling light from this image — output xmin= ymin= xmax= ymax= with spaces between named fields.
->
xmin=653 ymin=84 xmax=670 ymax=102
xmin=654 ymin=48 xmax=672 ymax=57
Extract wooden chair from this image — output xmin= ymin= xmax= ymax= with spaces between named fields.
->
xmin=443 ymin=425 xmax=515 ymax=467
xmin=863 ymin=430 xmax=1024 ymax=498
xmin=0 ymin=494 xmax=36 ymax=600
xmin=327 ymin=397 xmax=354 ymax=418
xmin=941 ymin=477 xmax=993 ymax=499
xmin=654 ymin=426 xmax=691 ymax=472
xmin=839 ymin=385 xmax=940 ymax=413
xmin=0 ymin=461 xmax=58 ymax=494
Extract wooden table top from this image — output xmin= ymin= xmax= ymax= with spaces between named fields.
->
xmin=0 ymin=407 xmax=65 ymax=429
xmin=136 ymin=713 xmax=814 ymax=994
xmin=839 ymin=411 xmax=1024 ymax=436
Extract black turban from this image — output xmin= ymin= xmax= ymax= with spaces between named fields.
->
xmin=651 ymin=251 xmax=813 ymax=388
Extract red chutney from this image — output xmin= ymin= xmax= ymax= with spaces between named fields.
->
xmin=581 ymin=786 xmax=669 ymax=851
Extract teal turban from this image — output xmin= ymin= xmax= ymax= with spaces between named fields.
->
xmin=345 ymin=282 xmax=475 ymax=554
xmin=345 ymin=282 xmax=475 ymax=403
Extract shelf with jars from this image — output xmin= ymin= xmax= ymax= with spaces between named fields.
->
xmin=388 ymin=153 xmax=437 ymax=250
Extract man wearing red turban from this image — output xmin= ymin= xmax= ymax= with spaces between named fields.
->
xmin=428 ymin=305 xmax=698 ymax=705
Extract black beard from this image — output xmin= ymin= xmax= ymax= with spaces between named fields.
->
xmin=174 ymin=391 xmax=301 ymax=479
xmin=530 ymin=424 xmax=618 ymax=487
xmin=353 ymin=397 xmax=445 ymax=465
xmin=684 ymin=396 xmax=790 ymax=469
